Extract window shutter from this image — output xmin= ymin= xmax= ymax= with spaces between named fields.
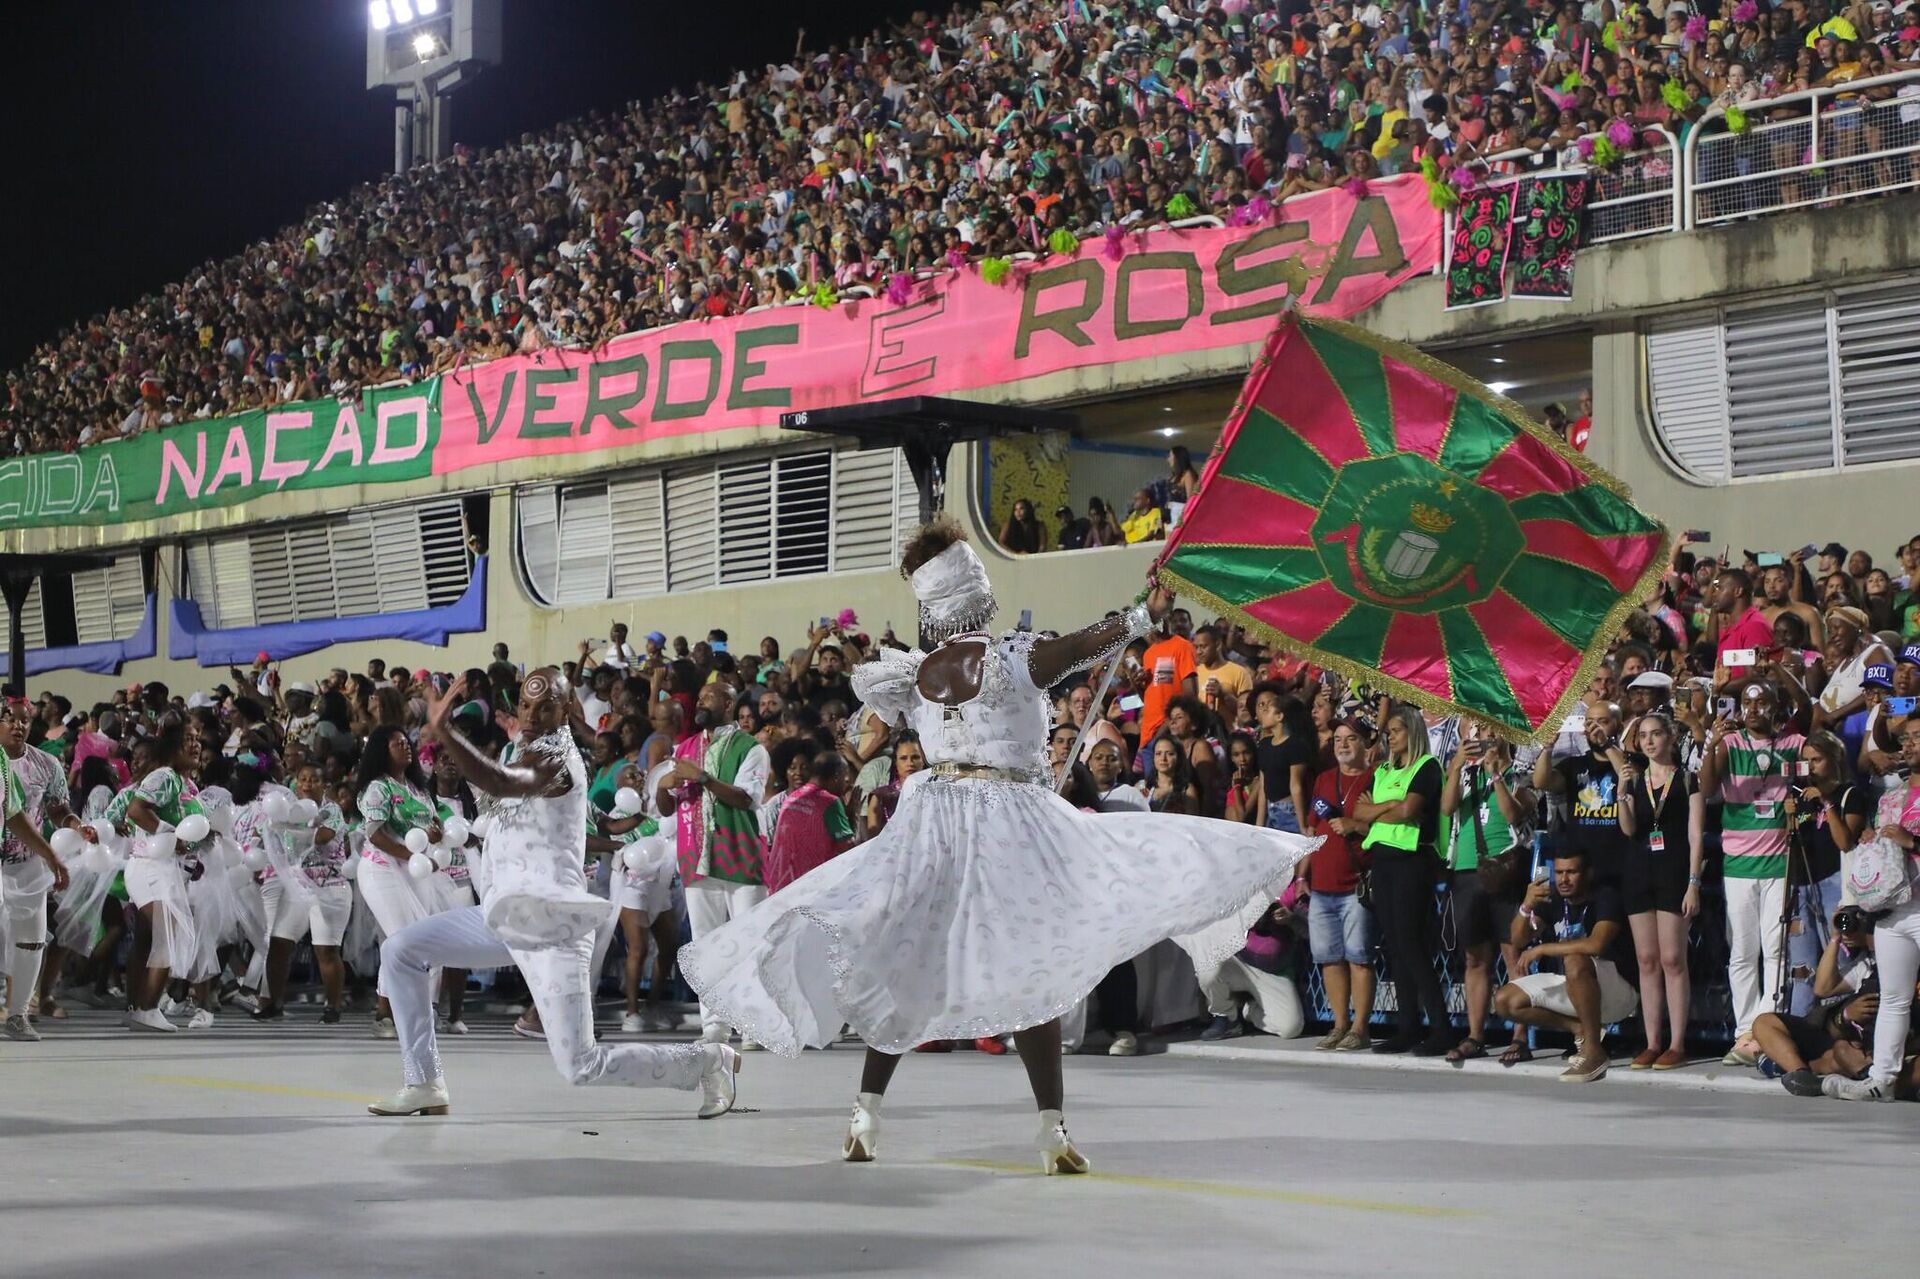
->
xmin=832 ymin=449 xmax=899 ymax=573
xmin=210 ymin=536 xmax=255 ymax=629
xmin=248 ymin=530 xmax=295 ymax=625
xmin=556 ymin=484 xmax=612 ymax=605
xmin=107 ymin=554 xmax=145 ymax=638
xmin=186 ymin=541 xmax=217 ymax=624
xmin=665 ymin=468 xmax=717 ymax=593
xmin=517 ymin=488 xmax=560 ymax=606
xmin=1645 ymin=313 xmax=1730 ymax=482
xmin=0 ymin=581 xmax=47 ymax=651
xmin=416 ymin=500 xmax=470 ymax=608
xmin=287 ymin=524 xmax=338 ymax=621
xmin=608 ymin=471 xmax=666 ymax=598
xmin=894 ymin=448 xmax=920 ymax=554
xmin=1722 ymin=298 xmax=1836 ymax=477
xmin=330 ymin=516 xmax=382 ymax=618
xmin=69 ymin=566 xmax=115 ymax=644
xmin=774 ymin=451 xmax=832 ymax=578
xmin=717 ymin=458 xmax=773 ymax=585
xmin=1834 ymin=280 xmax=1920 ymax=466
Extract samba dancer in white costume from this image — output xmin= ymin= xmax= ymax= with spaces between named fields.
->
xmin=1 ymin=699 xmax=72 ymax=1037
xmin=682 ymin=519 xmax=1317 ymax=1172
xmin=366 ymin=667 xmax=740 ymax=1119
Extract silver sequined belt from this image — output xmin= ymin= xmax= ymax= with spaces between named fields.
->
xmin=928 ymin=762 xmax=1046 ymax=786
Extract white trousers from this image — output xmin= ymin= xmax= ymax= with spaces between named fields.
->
xmin=1869 ymin=897 xmax=1920 ymax=1087
xmin=5 ymin=887 xmax=48 ymax=1011
xmin=358 ymin=859 xmax=439 ymax=997
xmin=1200 ymin=956 xmax=1306 ymax=1039
xmin=685 ymin=879 xmax=767 ymax=1039
xmin=383 ymin=905 xmax=705 ymax=1090
xmin=1723 ymin=876 xmax=1787 ymax=1036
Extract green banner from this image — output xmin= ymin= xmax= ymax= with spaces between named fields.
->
xmin=0 ymin=378 xmax=440 ymax=529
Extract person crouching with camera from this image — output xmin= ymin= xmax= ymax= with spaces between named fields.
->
xmin=1750 ymin=906 xmax=1885 ymax=1097
xmin=1492 ymin=847 xmax=1639 ymax=1083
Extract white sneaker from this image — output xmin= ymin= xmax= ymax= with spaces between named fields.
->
xmin=367 ymin=1077 xmax=451 ymax=1116
xmin=372 ymin=1016 xmax=398 ymax=1040
xmin=127 ymin=1007 xmax=177 ymax=1033
xmin=1037 ymin=1109 xmax=1091 ymax=1176
xmin=1822 ymin=1074 xmax=1894 ymax=1102
xmin=621 ymin=1012 xmax=644 ymax=1034
xmin=5 ymin=1014 xmax=41 ymax=1042
xmin=444 ymin=1018 xmax=469 ymax=1036
xmin=843 ymin=1092 xmax=882 ymax=1161
xmin=1108 ymin=1031 xmax=1139 ymax=1057
xmin=696 ymin=1043 xmax=741 ymax=1119
xmin=159 ymin=994 xmax=188 ymax=1017
xmin=185 ymin=1006 xmax=215 ymax=1030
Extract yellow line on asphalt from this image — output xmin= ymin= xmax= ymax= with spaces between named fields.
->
xmin=145 ymin=1074 xmax=380 ymax=1103
xmin=944 ymin=1160 xmax=1478 ymax=1217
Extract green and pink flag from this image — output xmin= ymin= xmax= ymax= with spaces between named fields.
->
xmin=1159 ymin=314 xmax=1669 ymax=742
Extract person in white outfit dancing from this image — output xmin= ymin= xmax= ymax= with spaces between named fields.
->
xmin=366 ymin=667 xmax=739 ymax=1120
xmin=681 ymin=518 xmax=1316 ymax=1172
xmin=1 ymin=702 xmax=71 ymax=1037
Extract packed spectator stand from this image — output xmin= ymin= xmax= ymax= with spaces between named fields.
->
xmin=8 ymin=0 xmax=1918 ymax=455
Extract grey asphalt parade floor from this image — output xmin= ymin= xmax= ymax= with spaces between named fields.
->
xmin=1 ymin=1009 xmax=1910 ymax=1278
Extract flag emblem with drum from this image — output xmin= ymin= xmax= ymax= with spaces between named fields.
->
xmin=1158 ymin=315 xmax=1669 ymax=741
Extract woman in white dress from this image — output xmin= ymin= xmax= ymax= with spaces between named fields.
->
xmin=681 ymin=519 xmax=1317 ymax=1173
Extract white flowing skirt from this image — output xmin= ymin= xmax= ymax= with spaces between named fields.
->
xmin=681 ymin=772 xmax=1317 ymax=1056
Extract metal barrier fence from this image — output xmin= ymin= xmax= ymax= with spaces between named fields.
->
xmin=1686 ymin=71 xmax=1920 ymax=227
xmin=1448 ymin=127 xmax=1683 ymax=247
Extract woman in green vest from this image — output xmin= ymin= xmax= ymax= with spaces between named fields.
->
xmin=1354 ymin=704 xmax=1452 ymax=1056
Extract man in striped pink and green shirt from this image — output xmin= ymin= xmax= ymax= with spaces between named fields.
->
xmin=1700 ymin=682 xmax=1803 ymax=1059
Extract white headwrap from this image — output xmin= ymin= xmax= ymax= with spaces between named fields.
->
xmin=910 ymin=539 xmax=997 ymax=641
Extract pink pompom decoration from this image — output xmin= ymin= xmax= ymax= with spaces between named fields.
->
xmin=1221 ymin=0 xmax=1250 ymax=12
xmin=1576 ymin=134 xmax=1597 ymax=160
xmin=1242 ymin=193 xmax=1272 ymax=222
xmin=1606 ymin=118 xmax=1635 ymax=148
xmin=1103 ymin=224 xmax=1128 ymax=262
xmin=836 ymin=608 xmax=859 ymax=628
xmin=885 ymin=272 xmax=912 ymax=306
xmin=945 ymin=248 xmax=967 ymax=270
xmin=1342 ymin=177 xmax=1369 ymax=199
xmin=1733 ymin=0 xmax=1759 ymax=22
xmin=1446 ymin=164 xmax=1478 ymax=194
xmin=1685 ymin=15 xmax=1708 ymax=41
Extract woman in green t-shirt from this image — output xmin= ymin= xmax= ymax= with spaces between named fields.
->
xmin=1354 ymin=704 xmax=1450 ymax=1056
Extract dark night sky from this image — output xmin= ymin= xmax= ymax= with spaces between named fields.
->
xmin=4 ymin=0 xmax=919 ymax=366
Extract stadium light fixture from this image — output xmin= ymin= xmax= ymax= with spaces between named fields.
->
xmin=418 ymin=0 xmax=441 ymax=12
xmin=413 ymin=32 xmax=438 ymax=59
xmin=391 ymin=0 xmax=415 ymax=22
xmin=369 ymin=1 xmax=391 ymax=31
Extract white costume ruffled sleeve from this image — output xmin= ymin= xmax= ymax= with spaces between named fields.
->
xmin=849 ymin=646 xmax=926 ymax=728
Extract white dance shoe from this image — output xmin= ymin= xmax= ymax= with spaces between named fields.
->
xmin=126 ymin=1007 xmax=177 ymax=1033
xmin=367 ymin=1077 xmax=452 ymax=1116
xmin=697 ymin=1043 xmax=741 ymax=1119
xmin=842 ymin=1092 xmax=883 ymax=1162
xmin=185 ymin=1006 xmax=215 ymax=1030
xmin=1037 ymin=1110 xmax=1090 ymax=1176
xmin=5 ymin=1014 xmax=40 ymax=1041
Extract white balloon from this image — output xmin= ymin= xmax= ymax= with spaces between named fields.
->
xmin=207 ymin=806 xmax=236 ymax=838
xmin=341 ymin=853 xmax=361 ymax=881
xmin=148 ymin=829 xmax=179 ymax=858
xmin=262 ymin=792 xmax=292 ymax=824
xmin=291 ymin=798 xmax=320 ymax=825
xmin=404 ymin=827 xmax=431 ymax=855
xmin=613 ymin=786 xmax=644 ymax=817
xmin=442 ymin=815 xmax=470 ymax=846
xmin=431 ymin=846 xmax=453 ymax=870
xmin=176 ymin=814 xmax=212 ymax=845
xmin=470 ymin=812 xmax=493 ymax=840
xmin=241 ymin=845 xmax=270 ymax=873
xmin=406 ymin=853 xmax=434 ymax=881
xmin=49 ymin=827 xmax=84 ymax=860
xmin=621 ymin=845 xmax=645 ymax=873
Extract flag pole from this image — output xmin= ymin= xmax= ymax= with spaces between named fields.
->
xmin=1054 ymin=556 xmax=1171 ymax=796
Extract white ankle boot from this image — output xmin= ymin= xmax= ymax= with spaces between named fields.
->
xmin=843 ymin=1091 xmax=883 ymax=1162
xmin=367 ymin=1077 xmax=451 ymax=1116
xmin=1037 ymin=1109 xmax=1089 ymax=1176
xmin=697 ymin=1043 xmax=741 ymax=1119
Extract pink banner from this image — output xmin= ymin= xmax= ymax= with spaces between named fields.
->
xmin=434 ymin=176 xmax=1441 ymax=476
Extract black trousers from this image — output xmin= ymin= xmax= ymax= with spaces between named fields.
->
xmin=1094 ymin=959 xmax=1139 ymax=1035
xmin=1371 ymin=850 xmax=1449 ymax=1037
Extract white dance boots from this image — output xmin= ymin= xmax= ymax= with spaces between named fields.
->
xmin=1037 ymin=1109 xmax=1090 ymax=1176
xmin=842 ymin=1092 xmax=883 ymax=1161
xmin=697 ymin=1043 xmax=741 ymax=1119
xmin=367 ymin=1077 xmax=452 ymax=1116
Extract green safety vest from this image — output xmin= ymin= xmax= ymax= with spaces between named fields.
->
xmin=1361 ymin=754 xmax=1434 ymax=855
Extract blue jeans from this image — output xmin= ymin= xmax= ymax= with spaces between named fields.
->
xmin=1787 ymin=874 xmax=1842 ymax=1017
xmin=1308 ymin=890 xmax=1375 ymax=966
xmin=1265 ymin=798 xmax=1300 ymax=834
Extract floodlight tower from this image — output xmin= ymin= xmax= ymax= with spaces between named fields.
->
xmin=366 ymin=0 xmax=503 ymax=173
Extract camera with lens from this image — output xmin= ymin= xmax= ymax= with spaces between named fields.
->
xmin=1833 ymin=905 xmax=1874 ymax=937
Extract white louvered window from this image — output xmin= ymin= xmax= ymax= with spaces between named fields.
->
xmin=556 ymin=485 xmax=612 ymax=605
xmin=1646 ymin=274 xmax=1920 ymax=482
xmin=519 ymin=448 xmax=909 ymax=607
xmin=67 ymin=554 xmax=146 ymax=645
xmin=0 ymin=580 xmax=48 ymax=651
xmin=1835 ymin=281 xmax=1920 ymax=466
xmin=189 ymin=500 xmax=472 ymax=627
xmin=665 ymin=467 xmax=719 ymax=593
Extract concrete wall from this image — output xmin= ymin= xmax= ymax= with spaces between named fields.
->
xmin=14 ymin=195 xmax=1920 ymax=702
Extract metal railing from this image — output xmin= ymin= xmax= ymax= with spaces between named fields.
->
xmin=1439 ymin=126 xmax=1682 ymax=257
xmin=1685 ymin=70 xmax=1920 ymax=227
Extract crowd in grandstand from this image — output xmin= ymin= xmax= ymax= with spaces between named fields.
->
xmin=7 ymin=0 xmax=1916 ymax=455
xmin=3 ymin=530 xmax=1918 ymax=1101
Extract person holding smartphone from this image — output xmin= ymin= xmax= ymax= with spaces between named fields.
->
xmin=1440 ymin=723 xmax=1535 ymax=1064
